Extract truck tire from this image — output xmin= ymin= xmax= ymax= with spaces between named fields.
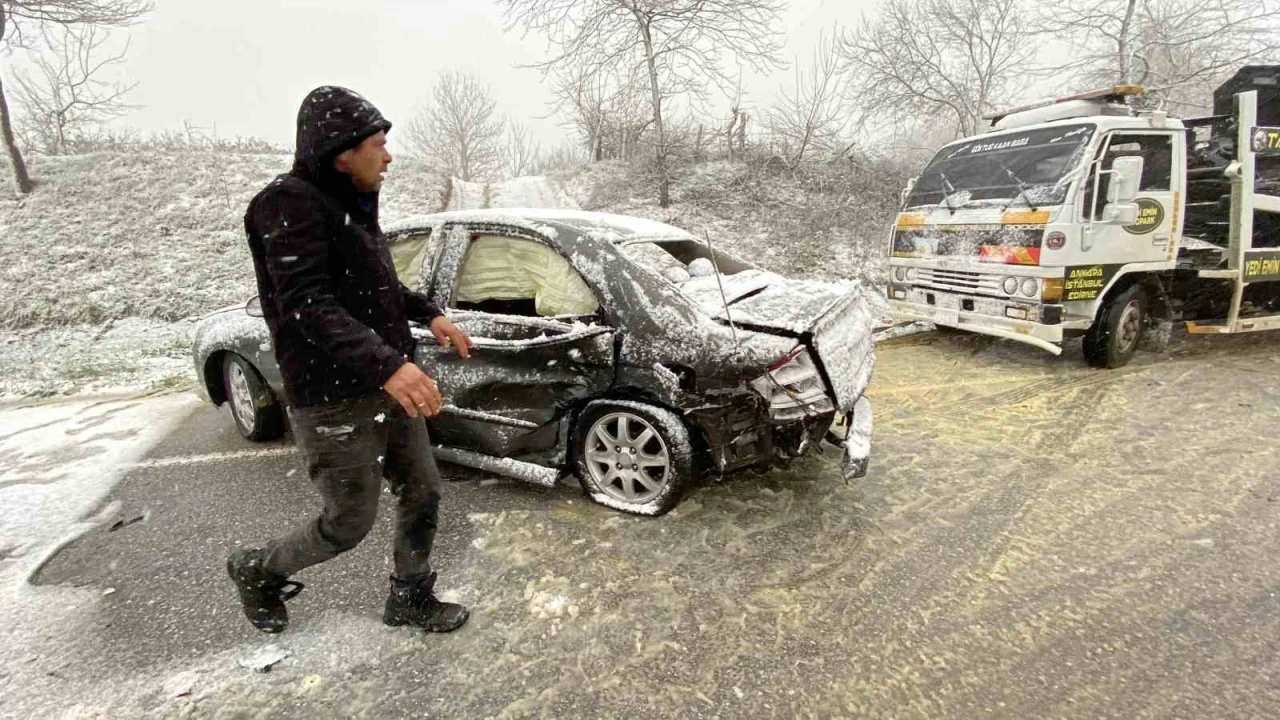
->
xmin=1083 ymin=285 xmax=1146 ymax=369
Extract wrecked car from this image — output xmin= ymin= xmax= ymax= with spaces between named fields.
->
xmin=193 ymin=209 xmax=875 ymax=515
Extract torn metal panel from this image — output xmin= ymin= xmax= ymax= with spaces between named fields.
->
xmin=433 ymin=446 xmax=559 ymax=488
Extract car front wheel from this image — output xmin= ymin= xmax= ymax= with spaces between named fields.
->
xmin=574 ymin=401 xmax=693 ymax=516
xmin=223 ymin=354 xmax=285 ymax=441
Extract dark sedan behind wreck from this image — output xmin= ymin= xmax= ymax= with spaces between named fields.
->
xmin=193 ymin=209 xmax=875 ymax=515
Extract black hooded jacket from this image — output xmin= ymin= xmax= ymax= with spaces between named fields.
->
xmin=244 ymin=86 xmax=442 ymax=408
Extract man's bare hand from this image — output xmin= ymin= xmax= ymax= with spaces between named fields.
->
xmin=430 ymin=315 xmax=472 ymax=359
xmin=382 ymin=362 xmax=442 ymax=418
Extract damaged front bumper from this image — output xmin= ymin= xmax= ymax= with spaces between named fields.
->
xmin=839 ymin=396 xmax=873 ymax=480
xmin=687 ymin=393 xmax=872 ymax=479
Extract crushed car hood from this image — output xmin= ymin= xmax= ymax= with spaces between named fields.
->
xmin=680 ymin=270 xmax=854 ymax=335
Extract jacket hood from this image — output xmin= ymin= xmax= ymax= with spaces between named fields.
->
xmin=294 ymin=85 xmax=392 ymax=170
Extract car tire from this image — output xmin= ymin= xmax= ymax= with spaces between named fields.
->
xmin=573 ymin=401 xmax=693 ymax=516
xmin=1083 ymin=285 xmax=1146 ymax=369
xmin=223 ymin=354 xmax=285 ymax=442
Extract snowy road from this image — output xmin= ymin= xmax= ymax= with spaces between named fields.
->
xmin=3 ymin=330 xmax=1279 ymax=718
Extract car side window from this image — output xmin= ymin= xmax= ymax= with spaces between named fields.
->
xmin=1082 ymin=133 xmax=1175 ymax=219
xmin=387 ymin=229 xmax=434 ymax=290
xmin=451 ymin=234 xmax=601 ymax=318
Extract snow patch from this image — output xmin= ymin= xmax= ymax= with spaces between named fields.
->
xmin=0 ymin=393 xmax=199 ymax=715
xmin=237 ymin=644 xmax=291 ymax=673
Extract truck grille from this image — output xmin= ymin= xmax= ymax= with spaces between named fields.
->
xmin=916 ymin=268 xmax=1004 ymax=297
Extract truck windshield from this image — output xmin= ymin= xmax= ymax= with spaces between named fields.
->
xmin=906 ymin=124 xmax=1096 ymax=209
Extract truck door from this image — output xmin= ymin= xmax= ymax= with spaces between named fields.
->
xmin=1080 ymin=132 xmax=1182 ymax=265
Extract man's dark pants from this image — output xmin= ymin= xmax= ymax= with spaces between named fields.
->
xmin=261 ymin=393 xmax=442 ymax=581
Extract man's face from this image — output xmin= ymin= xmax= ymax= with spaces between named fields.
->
xmin=335 ymin=131 xmax=392 ymax=191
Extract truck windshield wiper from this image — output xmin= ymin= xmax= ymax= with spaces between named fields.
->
xmin=999 ymin=160 xmax=1039 ymax=212
xmin=936 ymin=170 xmax=960 ymax=215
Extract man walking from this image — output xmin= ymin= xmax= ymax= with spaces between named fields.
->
xmin=227 ymin=86 xmax=471 ymax=635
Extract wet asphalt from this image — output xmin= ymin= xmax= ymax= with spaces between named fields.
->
xmin=17 ymin=329 xmax=1280 ymax=719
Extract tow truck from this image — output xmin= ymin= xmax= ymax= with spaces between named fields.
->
xmin=886 ymin=66 xmax=1280 ymax=367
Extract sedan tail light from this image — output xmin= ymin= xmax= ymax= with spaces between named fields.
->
xmin=749 ymin=347 xmax=836 ymax=422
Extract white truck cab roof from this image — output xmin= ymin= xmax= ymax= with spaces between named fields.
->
xmin=978 ymin=86 xmax=1185 ymax=137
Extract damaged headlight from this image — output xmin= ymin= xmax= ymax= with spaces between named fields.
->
xmin=748 ymin=347 xmax=836 ymax=422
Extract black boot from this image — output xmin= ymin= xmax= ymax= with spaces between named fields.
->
xmin=383 ymin=572 xmax=469 ymax=633
xmin=226 ymin=548 xmax=304 ymax=634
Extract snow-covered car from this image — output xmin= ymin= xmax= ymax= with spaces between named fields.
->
xmin=193 ymin=209 xmax=875 ymax=515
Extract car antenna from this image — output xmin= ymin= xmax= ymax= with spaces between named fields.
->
xmin=703 ymin=228 xmax=739 ymax=345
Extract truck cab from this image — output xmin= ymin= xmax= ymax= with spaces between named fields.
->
xmin=888 ymin=76 xmax=1280 ymax=367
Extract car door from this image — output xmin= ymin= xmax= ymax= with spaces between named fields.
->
xmin=415 ymin=224 xmax=616 ymax=463
xmin=1079 ymin=131 xmax=1182 ymax=266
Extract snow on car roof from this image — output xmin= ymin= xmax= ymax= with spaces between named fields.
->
xmin=384 ymin=208 xmax=696 ymax=243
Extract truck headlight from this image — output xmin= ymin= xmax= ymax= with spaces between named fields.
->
xmin=905 ymin=268 xmax=918 ymax=282
xmin=1020 ymin=278 xmax=1038 ymax=297
xmin=1002 ymin=276 xmax=1018 ymax=295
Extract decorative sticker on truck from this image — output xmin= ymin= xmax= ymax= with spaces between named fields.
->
xmin=892 ymin=224 xmax=1044 ymax=264
xmin=979 ymin=245 xmax=1042 ymax=264
xmin=1249 ymin=126 xmax=1280 ymax=156
xmin=1122 ymin=198 xmax=1164 ymax=235
xmin=1243 ymin=250 xmax=1280 ymax=282
xmin=1062 ymin=264 xmax=1124 ymax=302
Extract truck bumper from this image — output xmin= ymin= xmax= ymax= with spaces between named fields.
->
xmin=887 ymin=298 xmax=1066 ymax=355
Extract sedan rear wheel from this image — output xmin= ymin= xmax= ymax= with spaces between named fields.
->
xmin=574 ymin=402 xmax=693 ymax=516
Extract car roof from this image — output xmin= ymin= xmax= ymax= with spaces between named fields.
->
xmin=383 ymin=208 xmax=697 ymax=244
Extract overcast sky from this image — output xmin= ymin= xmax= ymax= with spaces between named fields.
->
xmin=92 ymin=0 xmax=881 ymax=153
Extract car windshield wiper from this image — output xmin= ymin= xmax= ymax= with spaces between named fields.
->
xmin=935 ymin=170 xmax=960 ymax=215
xmin=999 ymin=160 xmax=1039 ymax=212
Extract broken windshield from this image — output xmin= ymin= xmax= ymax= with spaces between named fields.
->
xmin=620 ymin=239 xmax=754 ymax=278
xmin=905 ymin=124 xmax=1096 ymax=209
xmin=620 ymin=239 xmax=765 ymax=313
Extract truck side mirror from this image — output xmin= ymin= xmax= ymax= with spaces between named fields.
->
xmin=1107 ymin=156 xmax=1144 ymax=203
xmin=900 ymin=177 xmax=917 ymax=208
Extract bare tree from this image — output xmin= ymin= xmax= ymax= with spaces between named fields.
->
xmin=498 ymin=0 xmax=786 ymax=207
xmin=1040 ymin=0 xmax=1280 ymax=111
xmin=551 ymin=63 xmax=652 ymax=162
xmin=551 ymin=64 xmax=609 ymax=161
xmin=724 ymin=75 xmax=749 ymax=161
xmin=14 ymin=25 xmax=136 ymax=155
xmin=841 ymin=0 xmax=1033 ymax=139
xmin=502 ymin=120 xmax=541 ymax=177
xmin=534 ymin=140 xmax=587 ymax=174
xmin=0 ymin=0 xmax=151 ymax=193
xmin=404 ymin=69 xmax=504 ymax=182
xmin=766 ymin=28 xmax=848 ymax=166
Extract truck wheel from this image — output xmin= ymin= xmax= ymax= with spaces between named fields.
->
xmin=573 ymin=401 xmax=694 ymax=516
xmin=1083 ymin=285 xmax=1146 ymax=369
xmin=223 ymin=354 xmax=285 ymax=441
